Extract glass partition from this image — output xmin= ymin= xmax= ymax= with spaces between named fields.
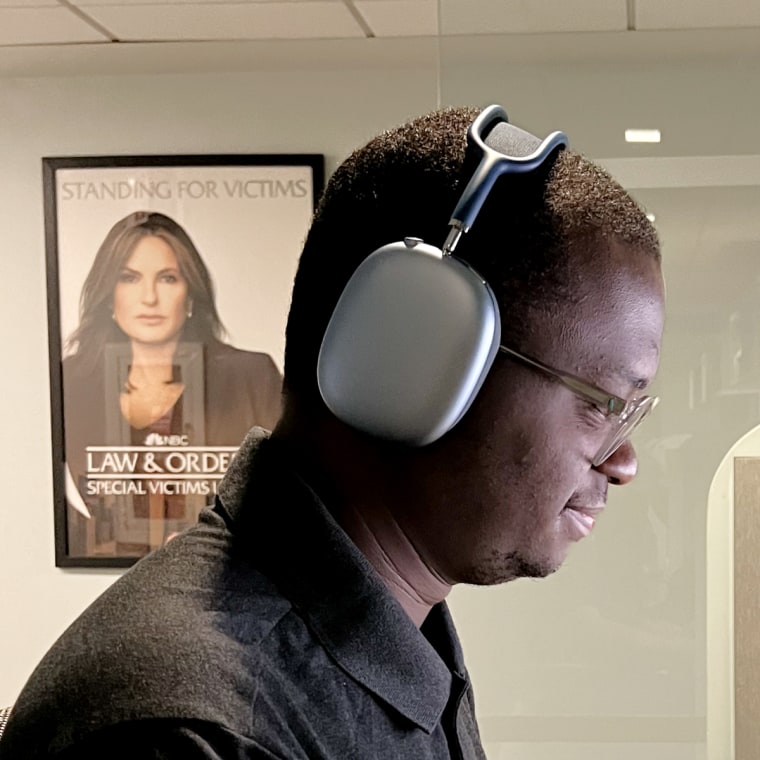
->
xmin=437 ymin=13 xmax=760 ymax=757
xmin=448 ymin=162 xmax=760 ymax=760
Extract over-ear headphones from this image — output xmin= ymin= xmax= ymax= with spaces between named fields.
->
xmin=317 ymin=105 xmax=568 ymax=446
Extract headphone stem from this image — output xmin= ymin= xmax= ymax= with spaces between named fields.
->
xmin=442 ymin=223 xmax=465 ymax=256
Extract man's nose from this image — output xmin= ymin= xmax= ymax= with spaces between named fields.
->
xmin=594 ymin=439 xmax=638 ymax=485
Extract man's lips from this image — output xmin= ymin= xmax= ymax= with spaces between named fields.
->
xmin=562 ymin=504 xmax=605 ymax=541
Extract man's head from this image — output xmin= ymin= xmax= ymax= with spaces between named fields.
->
xmin=279 ymin=106 xmax=664 ymax=585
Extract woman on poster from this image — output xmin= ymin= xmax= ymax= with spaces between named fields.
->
xmin=62 ymin=210 xmax=282 ymax=558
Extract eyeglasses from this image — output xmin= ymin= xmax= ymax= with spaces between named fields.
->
xmin=498 ymin=345 xmax=658 ymax=467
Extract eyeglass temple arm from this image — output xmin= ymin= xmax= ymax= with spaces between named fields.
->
xmin=443 ymin=105 xmax=569 ymax=255
xmin=559 ymin=376 xmax=626 ymax=415
xmin=498 ymin=346 xmax=627 ymax=415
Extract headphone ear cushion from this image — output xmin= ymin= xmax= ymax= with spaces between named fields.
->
xmin=317 ymin=241 xmax=501 ymax=446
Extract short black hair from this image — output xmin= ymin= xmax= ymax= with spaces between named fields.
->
xmin=282 ymin=106 xmax=659 ymax=407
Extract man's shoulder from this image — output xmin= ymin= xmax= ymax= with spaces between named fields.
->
xmin=64 ymin=510 xmax=295 ymax=688
xmin=5 ymin=510 xmax=299 ymax=754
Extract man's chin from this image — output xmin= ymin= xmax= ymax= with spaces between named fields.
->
xmin=462 ymin=551 xmax=561 ymax=586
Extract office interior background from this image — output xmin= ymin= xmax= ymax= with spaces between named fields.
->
xmin=2 ymin=1 xmax=760 ymax=757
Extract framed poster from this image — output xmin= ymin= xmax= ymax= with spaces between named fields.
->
xmin=43 ymin=154 xmax=324 ymax=567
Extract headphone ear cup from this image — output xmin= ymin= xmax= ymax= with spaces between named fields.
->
xmin=317 ymin=240 xmax=501 ymax=446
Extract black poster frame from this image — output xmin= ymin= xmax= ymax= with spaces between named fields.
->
xmin=43 ymin=153 xmax=324 ymax=567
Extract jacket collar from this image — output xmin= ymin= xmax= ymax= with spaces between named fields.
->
xmin=217 ymin=429 xmax=468 ymax=733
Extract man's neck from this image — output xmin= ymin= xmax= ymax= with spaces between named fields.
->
xmin=271 ymin=409 xmax=452 ymax=627
xmin=338 ymin=500 xmax=451 ymax=628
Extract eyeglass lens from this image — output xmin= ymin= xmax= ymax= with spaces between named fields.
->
xmin=592 ymin=397 xmax=656 ymax=467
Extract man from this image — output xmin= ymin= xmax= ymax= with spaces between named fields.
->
xmin=1 ymin=106 xmax=664 ymax=758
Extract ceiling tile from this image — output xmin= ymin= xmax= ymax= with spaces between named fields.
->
xmin=0 ymin=0 xmax=56 ymax=6
xmin=80 ymin=1 xmax=365 ymax=40
xmin=438 ymin=0 xmax=628 ymax=35
xmin=354 ymin=0 xmax=438 ymax=37
xmin=72 ymin=0 xmax=330 ymax=5
xmin=636 ymin=0 xmax=760 ymax=30
xmin=0 ymin=6 xmax=108 ymax=44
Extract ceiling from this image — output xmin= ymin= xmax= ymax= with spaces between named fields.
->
xmin=1 ymin=0 xmax=759 ymax=47
xmin=2 ymin=1 xmax=759 ymax=306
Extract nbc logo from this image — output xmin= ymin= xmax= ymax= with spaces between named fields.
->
xmin=144 ymin=433 xmax=190 ymax=446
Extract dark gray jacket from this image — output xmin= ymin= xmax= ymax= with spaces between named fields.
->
xmin=2 ymin=430 xmax=486 ymax=759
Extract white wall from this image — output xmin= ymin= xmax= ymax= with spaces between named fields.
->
xmin=2 ymin=34 xmax=758 ymax=757
xmin=0 ymin=61 xmax=439 ymax=705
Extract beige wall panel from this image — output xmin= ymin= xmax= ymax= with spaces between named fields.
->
xmin=733 ymin=457 xmax=760 ymax=760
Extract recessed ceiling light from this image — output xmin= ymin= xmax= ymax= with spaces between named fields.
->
xmin=646 ymin=212 xmax=656 ymax=222
xmin=625 ymin=129 xmax=661 ymax=144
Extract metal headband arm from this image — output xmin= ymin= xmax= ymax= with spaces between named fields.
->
xmin=443 ymin=104 xmax=569 ymax=256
